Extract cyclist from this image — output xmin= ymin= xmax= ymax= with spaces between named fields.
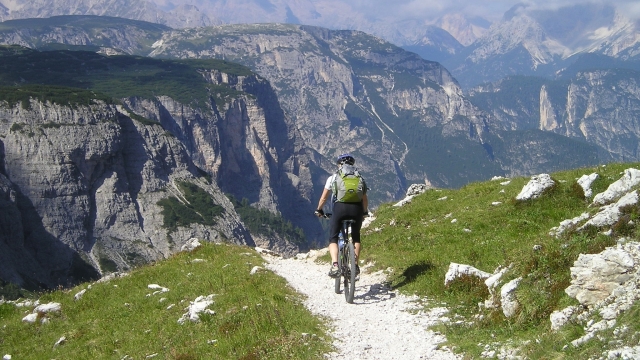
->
xmin=315 ymin=153 xmax=369 ymax=278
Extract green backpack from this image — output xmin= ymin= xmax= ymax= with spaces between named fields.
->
xmin=332 ymin=164 xmax=366 ymax=203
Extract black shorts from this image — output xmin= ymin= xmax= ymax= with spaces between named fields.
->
xmin=329 ymin=201 xmax=363 ymax=244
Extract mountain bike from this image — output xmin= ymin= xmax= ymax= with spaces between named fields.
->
xmin=322 ymin=214 xmax=358 ymax=303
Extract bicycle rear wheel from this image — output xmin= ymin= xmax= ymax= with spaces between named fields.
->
xmin=334 ymin=261 xmax=341 ymax=294
xmin=343 ymin=242 xmax=356 ymax=303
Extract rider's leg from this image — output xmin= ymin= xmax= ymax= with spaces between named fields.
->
xmin=354 ymin=242 xmax=361 ymax=261
xmin=329 ymin=242 xmax=338 ymax=263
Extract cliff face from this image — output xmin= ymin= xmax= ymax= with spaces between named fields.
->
xmin=471 ymin=69 xmax=640 ymax=163
xmin=0 ymin=97 xmax=255 ymax=289
xmin=122 ymin=70 xmax=322 ymax=249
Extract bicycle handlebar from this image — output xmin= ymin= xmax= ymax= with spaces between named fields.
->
xmin=315 ymin=211 xmax=368 ymax=220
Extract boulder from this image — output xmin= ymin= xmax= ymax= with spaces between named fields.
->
xmin=444 ymin=263 xmax=491 ymax=286
xmin=516 ymin=174 xmax=555 ymax=201
xmin=565 ymin=248 xmax=635 ymax=307
xmin=580 ymin=191 xmax=639 ymax=229
xmin=550 ymin=306 xmax=579 ymax=331
xmin=577 ymin=173 xmax=598 ymax=198
xmin=592 ymin=168 xmax=640 ymax=205
xmin=406 ymin=184 xmax=429 ymax=197
xmin=500 ymin=277 xmax=522 ymax=318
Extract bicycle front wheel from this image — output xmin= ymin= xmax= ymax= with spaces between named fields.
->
xmin=343 ymin=242 xmax=356 ymax=303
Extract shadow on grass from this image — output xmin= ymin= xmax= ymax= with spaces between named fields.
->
xmin=392 ymin=261 xmax=435 ymax=289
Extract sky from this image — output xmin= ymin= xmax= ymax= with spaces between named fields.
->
xmin=344 ymin=0 xmax=640 ymax=22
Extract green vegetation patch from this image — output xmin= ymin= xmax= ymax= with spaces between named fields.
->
xmin=0 ymin=243 xmax=330 ymax=359
xmin=228 ymin=195 xmax=306 ymax=245
xmin=157 ymin=182 xmax=225 ymax=232
xmin=361 ymin=162 xmax=640 ymax=358
xmin=0 ymin=84 xmax=114 ymax=109
xmin=0 ymin=45 xmax=256 ymax=113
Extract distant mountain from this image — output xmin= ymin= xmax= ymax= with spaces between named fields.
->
xmin=443 ymin=3 xmax=640 ymax=88
xmin=0 ymin=16 xmax=613 ymax=191
xmin=468 ymin=69 xmax=640 ymax=161
xmin=3 ymin=1 xmax=639 ymax=91
xmin=436 ymin=13 xmax=490 ymax=47
xmin=0 ymin=0 xmax=483 ymax=62
xmin=0 ymin=0 xmax=218 ymax=28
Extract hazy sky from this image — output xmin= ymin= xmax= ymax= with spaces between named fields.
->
xmin=345 ymin=0 xmax=640 ymax=21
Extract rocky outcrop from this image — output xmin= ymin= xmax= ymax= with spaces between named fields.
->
xmin=471 ymin=69 xmax=640 ymax=163
xmin=565 ymin=247 xmax=635 ymax=307
xmin=515 ymin=173 xmax=555 ymax=200
xmin=0 ymin=97 xmax=252 ymax=289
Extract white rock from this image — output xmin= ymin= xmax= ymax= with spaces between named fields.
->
xmin=549 ymin=212 xmax=590 ymax=238
xmin=14 ymin=299 xmax=38 ymax=307
xmin=550 ymin=306 xmax=578 ymax=331
xmin=74 ymin=289 xmax=87 ymax=301
xmin=250 ymin=266 xmax=262 ymax=275
xmin=178 ymin=295 xmax=216 ymax=324
xmin=393 ymin=195 xmax=414 ymax=207
xmin=361 ymin=214 xmax=376 ymax=229
xmin=500 ymin=277 xmax=522 ymax=318
xmin=605 ymin=345 xmax=640 ymax=360
xmin=53 ymin=336 xmax=66 ymax=348
xmin=577 ymin=173 xmax=599 ymax=198
xmin=147 ymin=284 xmax=169 ymax=293
xmin=484 ymin=266 xmax=510 ymax=308
xmin=34 ymin=302 xmax=61 ymax=314
xmin=21 ymin=313 xmax=38 ymax=323
xmin=565 ymin=248 xmax=635 ymax=307
xmin=593 ymin=168 xmax=640 ymax=205
xmin=406 ymin=183 xmax=429 ymax=196
xmin=485 ymin=267 xmax=509 ymax=290
xmin=181 ymin=238 xmax=202 ymax=252
xmin=444 ymin=263 xmax=491 ymax=286
xmin=516 ymin=174 xmax=555 ymax=201
xmin=581 ymin=191 xmax=639 ymax=229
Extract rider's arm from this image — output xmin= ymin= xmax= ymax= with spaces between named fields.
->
xmin=317 ymin=187 xmax=331 ymax=210
xmin=362 ymin=193 xmax=369 ymax=214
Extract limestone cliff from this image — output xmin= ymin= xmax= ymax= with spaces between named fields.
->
xmin=0 ymin=97 xmax=254 ymax=289
xmin=121 ymin=70 xmax=323 ymax=249
xmin=470 ymin=69 xmax=640 ymax=162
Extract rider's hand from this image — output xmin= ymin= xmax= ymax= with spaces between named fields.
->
xmin=314 ymin=209 xmax=324 ymax=217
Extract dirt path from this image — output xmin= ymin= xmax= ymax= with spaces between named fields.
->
xmin=260 ymin=249 xmax=462 ymax=360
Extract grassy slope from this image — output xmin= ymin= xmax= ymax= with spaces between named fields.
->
xmin=361 ymin=162 xmax=640 ymax=358
xmin=0 ymin=244 xmax=330 ymax=359
xmin=2 ymin=163 xmax=640 ymax=359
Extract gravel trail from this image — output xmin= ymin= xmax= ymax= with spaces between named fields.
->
xmin=261 ymin=249 xmax=462 ymax=360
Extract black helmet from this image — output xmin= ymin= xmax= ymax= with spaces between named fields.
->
xmin=336 ymin=153 xmax=355 ymax=165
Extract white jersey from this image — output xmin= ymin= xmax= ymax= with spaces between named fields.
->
xmin=324 ymin=174 xmax=337 ymax=190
